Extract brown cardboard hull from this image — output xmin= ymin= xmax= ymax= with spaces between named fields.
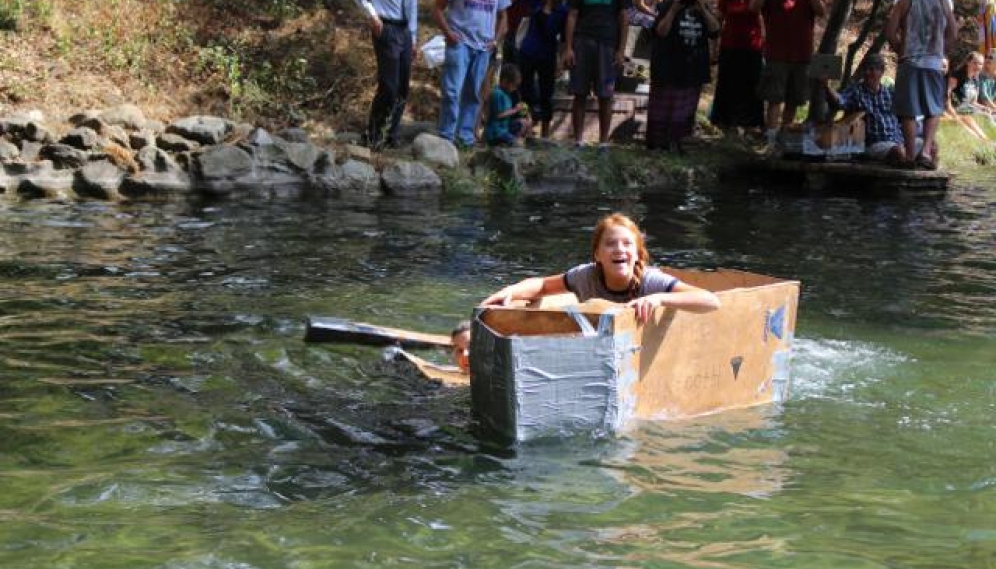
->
xmin=469 ymin=269 xmax=800 ymax=442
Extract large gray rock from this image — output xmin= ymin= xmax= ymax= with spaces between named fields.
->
xmin=308 ymin=150 xmax=338 ymax=193
xmin=75 ymin=160 xmax=126 ymax=200
xmin=67 ymin=110 xmax=102 ymax=128
xmin=0 ymin=111 xmax=45 ymax=138
xmin=470 ymin=146 xmax=535 ymax=186
xmin=77 ymin=116 xmax=107 ymax=133
xmin=193 ymin=144 xmax=255 ymax=195
xmin=312 ymin=156 xmax=380 ymax=194
xmin=60 ymin=127 xmax=103 ymax=151
xmin=24 ymin=121 xmax=54 ymax=143
xmin=381 ymin=161 xmax=442 ymax=196
xmin=134 ymin=146 xmax=177 ymax=172
xmin=99 ymin=104 xmax=147 ymax=131
xmin=0 ymin=139 xmax=19 ymax=161
xmin=4 ymin=161 xmax=75 ymax=200
xmin=192 ymin=142 xmax=315 ymax=195
xmin=168 ymin=115 xmax=232 ymax=145
xmin=19 ymin=141 xmax=42 ymax=162
xmin=534 ymin=146 xmax=597 ymax=189
xmin=157 ymin=133 xmax=201 ymax=153
xmin=129 ymin=130 xmax=156 ymax=151
xmin=245 ymin=127 xmax=275 ymax=146
xmin=396 ymin=121 xmax=434 ymax=145
xmin=412 ymin=133 xmax=459 ymax=169
xmin=270 ymin=140 xmax=321 ymax=172
xmin=121 ymin=146 xmax=192 ymax=196
xmin=39 ymin=143 xmax=91 ymax=169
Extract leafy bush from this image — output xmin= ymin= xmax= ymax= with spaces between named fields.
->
xmin=0 ymin=0 xmax=23 ymax=30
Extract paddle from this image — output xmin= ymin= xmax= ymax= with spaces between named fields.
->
xmin=304 ymin=316 xmax=453 ymax=349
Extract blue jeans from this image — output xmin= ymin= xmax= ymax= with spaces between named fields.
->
xmin=438 ymin=42 xmax=491 ymax=146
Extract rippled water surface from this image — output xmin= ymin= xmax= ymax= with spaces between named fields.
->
xmin=1 ymin=176 xmax=994 ymax=568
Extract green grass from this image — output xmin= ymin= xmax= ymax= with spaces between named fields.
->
xmin=935 ymin=117 xmax=996 ymax=172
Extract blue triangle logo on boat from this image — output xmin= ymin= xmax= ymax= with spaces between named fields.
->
xmin=767 ymin=305 xmax=786 ymax=340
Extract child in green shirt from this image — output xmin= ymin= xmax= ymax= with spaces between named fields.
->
xmin=485 ymin=63 xmax=533 ymax=145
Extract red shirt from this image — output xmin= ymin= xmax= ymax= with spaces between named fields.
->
xmin=761 ymin=0 xmax=816 ymax=63
xmin=719 ymin=0 xmax=763 ymax=52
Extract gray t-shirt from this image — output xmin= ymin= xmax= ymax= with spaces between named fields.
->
xmin=447 ymin=0 xmax=513 ymax=51
xmin=901 ymin=0 xmax=952 ymax=71
xmin=564 ymin=263 xmax=679 ymax=302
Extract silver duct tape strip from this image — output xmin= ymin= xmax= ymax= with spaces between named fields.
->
xmin=769 ymin=332 xmax=794 ymax=402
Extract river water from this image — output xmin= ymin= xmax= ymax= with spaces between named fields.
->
xmin=1 ymin=174 xmax=994 ymax=568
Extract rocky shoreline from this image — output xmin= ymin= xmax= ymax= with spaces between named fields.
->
xmin=0 ymin=104 xmax=717 ymax=202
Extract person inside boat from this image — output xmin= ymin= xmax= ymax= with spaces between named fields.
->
xmin=450 ymin=320 xmax=471 ymax=373
xmin=479 ymin=213 xmax=721 ymax=323
xmin=821 ymin=53 xmax=927 ymax=165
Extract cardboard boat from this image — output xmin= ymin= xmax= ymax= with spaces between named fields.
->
xmin=469 ymin=268 xmax=800 ymax=442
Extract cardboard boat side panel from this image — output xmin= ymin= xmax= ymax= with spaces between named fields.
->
xmin=633 ymin=280 xmax=800 ymax=419
xmin=469 ymin=316 xmax=518 ymax=440
xmin=469 ymin=309 xmax=641 ymax=441
xmin=667 ymin=268 xmax=787 ymax=290
xmin=507 ymin=333 xmax=625 ymax=440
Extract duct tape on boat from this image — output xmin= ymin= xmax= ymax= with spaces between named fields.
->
xmin=770 ymin=348 xmax=792 ymax=402
xmin=564 ymin=305 xmax=617 ymax=337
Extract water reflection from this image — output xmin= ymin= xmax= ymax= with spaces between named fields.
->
xmin=602 ymin=407 xmax=790 ymax=499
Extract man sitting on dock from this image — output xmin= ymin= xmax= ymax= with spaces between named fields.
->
xmin=822 ymin=54 xmax=931 ymax=166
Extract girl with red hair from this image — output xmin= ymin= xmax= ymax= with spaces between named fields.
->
xmin=480 ymin=213 xmax=720 ymax=322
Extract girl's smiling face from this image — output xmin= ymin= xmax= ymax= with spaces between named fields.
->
xmin=594 ymin=225 xmax=640 ymax=290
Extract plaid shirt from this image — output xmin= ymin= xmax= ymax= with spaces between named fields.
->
xmin=837 ymin=81 xmax=904 ymax=145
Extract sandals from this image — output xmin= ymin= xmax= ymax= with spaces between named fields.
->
xmin=914 ymin=154 xmax=938 ymax=171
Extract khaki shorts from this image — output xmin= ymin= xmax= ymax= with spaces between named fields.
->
xmin=757 ymin=61 xmax=810 ymax=106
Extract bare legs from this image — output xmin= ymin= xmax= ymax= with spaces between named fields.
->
xmin=572 ymin=95 xmax=613 ymax=145
xmin=764 ymin=101 xmax=798 ymax=143
xmin=901 ymin=115 xmax=941 ymax=168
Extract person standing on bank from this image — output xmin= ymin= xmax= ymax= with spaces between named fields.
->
xmin=708 ymin=0 xmax=764 ymax=131
xmin=646 ymin=0 xmax=720 ymax=153
xmin=518 ymin=0 xmax=569 ymax=138
xmin=885 ymin=0 xmax=957 ymax=170
xmin=359 ymin=0 xmax=418 ymax=151
xmin=749 ymin=0 xmax=826 ymax=148
xmin=563 ymin=0 xmax=631 ymax=150
xmin=434 ymin=0 xmax=511 ymax=148
xmin=480 ymin=213 xmax=721 ymax=323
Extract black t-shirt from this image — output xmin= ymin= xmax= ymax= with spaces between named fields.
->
xmin=570 ymin=0 xmax=631 ymax=45
xmin=651 ymin=0 xmax=716 ymax=87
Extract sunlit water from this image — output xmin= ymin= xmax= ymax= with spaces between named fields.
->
xmin=1 ymin=174 xmax=994 ymax=568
